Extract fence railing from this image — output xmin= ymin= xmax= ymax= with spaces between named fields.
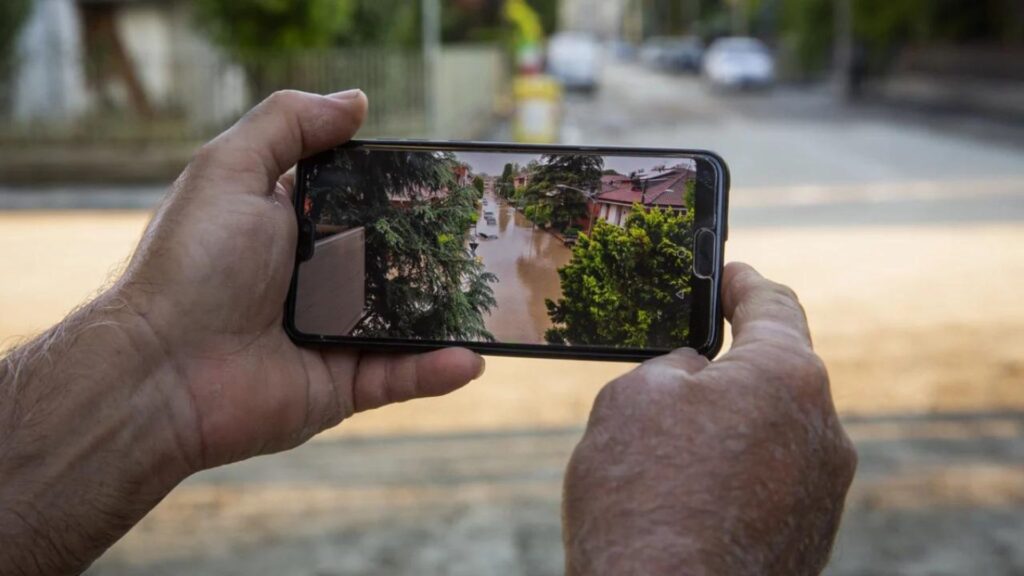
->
xmin=0 ymin=45 xmax=506 ymax=145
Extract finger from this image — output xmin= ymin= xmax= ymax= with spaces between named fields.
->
xmin=642 ymin=347 xmax=710 ymax=375
xmin=349 ymin=348 xmax=486 ymax=413
xmin=722 ymin=262 xmax=812 ymax=350
xmin=276 ymin=167 xmax=297 ymax=200
xmin=208 ymin=89 xmax=367 ymax=186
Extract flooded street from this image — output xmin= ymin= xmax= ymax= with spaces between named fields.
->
xmin=473 ymin=187 xmax=572 ymax=344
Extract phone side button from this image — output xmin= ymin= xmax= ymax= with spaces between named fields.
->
xmin=297 ymin=218 xmax=316 ymax=262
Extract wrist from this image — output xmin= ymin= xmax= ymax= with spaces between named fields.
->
xmin=0 ymin=288 xmax=197 ymax=573
xmin=94 ymin=285 xmax=205 ymax=480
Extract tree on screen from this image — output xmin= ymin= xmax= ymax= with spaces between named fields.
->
xmin=307 ymin=150 xmax=497 ymax=342
xmin=545 ymin=201 xmax=694 ymax=348
xmin=497 ymin=163 xmax=518 ymax=200
xmin=519 ymin=154 xmax=602 ymax=230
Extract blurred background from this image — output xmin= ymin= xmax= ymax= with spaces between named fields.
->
xmin=2 ymin=0 xmax=1024 ymax=574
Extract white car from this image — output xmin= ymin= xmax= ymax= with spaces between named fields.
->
xmin=703 ymin=37 xmax=775 ymax=89
xmin=547 ymin=32 xmax=602 ymax=92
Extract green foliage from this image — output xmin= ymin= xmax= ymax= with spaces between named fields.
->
xmin=779 ymin=0 xmax=834 ymax=75
xmin=497 ymin=163 xmax=517 ymax=200
xmin=523 ymin=203 xmax=553 ymax=227
xmin=545 ymin=205 xmax=694 ymax=348
xmin=307 ymin=150 xmax=497 ymax=342
xmin=0 ymin=0 xmax=31 ymax=78
xmin=342 ymin=0 xmax=420 ymax=47
xmin=519 ymin=154 xmax=602 ymax=231
xmin=779 ymin=0 xmax=1023 ymax=76
xmin=442 ymin=0 xmax=556 ymax=43
xmin=472 ymin=175 xmax=486 ymax=197
xmin=193 ymin=0 xmax=356 ymax=61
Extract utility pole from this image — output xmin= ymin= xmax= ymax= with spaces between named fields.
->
xmin=422 ymin=0 xmax=441 ymax=137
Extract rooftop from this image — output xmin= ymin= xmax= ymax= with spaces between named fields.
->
xmin=595 ymin=166 xmax=695 ymax=208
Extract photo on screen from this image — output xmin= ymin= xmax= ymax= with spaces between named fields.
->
xmin=294 ymin=148 xmax=699 ymax=349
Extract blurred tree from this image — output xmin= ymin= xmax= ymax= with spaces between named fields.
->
xmin=779 ymin=0 xmax=834 ymax=76
xmin=194 ymin=0 xmax=356 ymax=59
xmin=342 ymin=0 xmax=420 ymax=47
xmin=307 ymin=150 xmax=497 ymax=342
xmin=0 ymin=0 xmax=30 ymax=56
xmin=545 ymin=201 xmax=695 ymax=348
xmin=430 ymin=0 xmax=556 ymax=44
xmin=780 ymin=0 xmax=1024 ymax=77
xmin=0 ymin=0 xmax=32 ymax=109
xmin=193 ymin=0 xmax=356 ymax=94
xmin=472 ymin=175 xmax=486 ymax=197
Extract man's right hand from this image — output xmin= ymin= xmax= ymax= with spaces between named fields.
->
xmin=562 ymin=262 xmax=857 ymax=575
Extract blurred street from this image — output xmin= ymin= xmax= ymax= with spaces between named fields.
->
xmin=560 ymin=60 xmax=1024 ymax=226
xmin=1 ymin=58 xmax=1022 ymax=575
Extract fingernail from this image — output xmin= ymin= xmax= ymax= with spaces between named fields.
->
xmin=327 ymin=89 xmax=364 ymax=101
xmin=473 ymin=354 xmax=487 ymax=380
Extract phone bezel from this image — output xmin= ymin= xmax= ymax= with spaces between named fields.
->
xmin=285 ymin=139 xmax=729 ymax=361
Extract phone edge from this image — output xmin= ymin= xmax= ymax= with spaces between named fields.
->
xmin=284 ymin=139 xmax=730 ymax=362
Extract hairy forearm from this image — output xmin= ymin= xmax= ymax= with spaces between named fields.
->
xmin=0 ymin=289 xmax=194 ymax=575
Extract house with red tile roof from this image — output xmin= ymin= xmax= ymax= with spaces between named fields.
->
xmin=584 ymin=164 xmax=695 ymax=230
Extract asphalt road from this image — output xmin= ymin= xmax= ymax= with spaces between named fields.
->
xmin=560 ymin=61 xmax=1024 ymax=227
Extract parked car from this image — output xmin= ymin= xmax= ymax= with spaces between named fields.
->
xmin=640 ymin=36 xmax=704 ymax=73
xmin=608 ymin=40 xmax=637 ymax=61
xmin=547 ymin=32 xmax=602 ymax=92
xmin=663 ymin=37 xmax=705 ymax=73
xmin=702 ymin=37 xmax=775 ymax=89
xmin=639 ymin=37 xmax=671 ymax=68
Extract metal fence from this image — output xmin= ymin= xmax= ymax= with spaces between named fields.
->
xmin=0 ymin=45 xmax=505 ymax=145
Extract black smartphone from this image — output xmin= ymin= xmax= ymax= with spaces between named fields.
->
xmin=286 ymin=140 xmax=729 ymax=361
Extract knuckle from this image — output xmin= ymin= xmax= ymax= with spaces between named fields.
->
xmin=264 ymin=89 xmax=305 ymax=110
xmin=837 ymin=430 xmax=859 ymax=482
xmin=799 ymin=350 xmax=830 ymax=383
xmin=593 ymin=376 xmax=631 ymax=411
xmin=789 ymin=350 xmax=831 ymax=402
xmin=182 ymin=142 xmax=229 ymax=184
xmin=192 ymin=141 xmax=222 ymax=166
xmin=772 ymin=281 xmax=801 ymax=304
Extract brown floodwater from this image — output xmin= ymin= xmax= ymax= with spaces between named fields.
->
xmin=473 ymin=190 xmax=572 ymax=344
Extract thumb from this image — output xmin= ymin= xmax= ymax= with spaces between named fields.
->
xmin=325 ymin=348 xmax=487 ymax=413
xmin=203 ymin=89 xmax=368 ymax=190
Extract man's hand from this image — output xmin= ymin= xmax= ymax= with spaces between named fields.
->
xmin=0 ymin=90 xmax=484 ymax=575
xmin=563 ymin=263 xmax=857 ymax=576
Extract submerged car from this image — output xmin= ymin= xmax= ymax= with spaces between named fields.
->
xmin=703 ymin=37 xmax=775 ymax=89
xmin=547 ymin=32 xmax=602 ymax=92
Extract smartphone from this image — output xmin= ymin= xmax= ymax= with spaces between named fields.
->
xmin=286 ymin=140 xmax=729 ymax=361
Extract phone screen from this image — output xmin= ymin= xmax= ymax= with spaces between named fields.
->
xmin=290 ymin=143 xmax=725 ymax=358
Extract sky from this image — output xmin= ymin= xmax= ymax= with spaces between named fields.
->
xmin=454 ymin=151 xmax=696 ymax=177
